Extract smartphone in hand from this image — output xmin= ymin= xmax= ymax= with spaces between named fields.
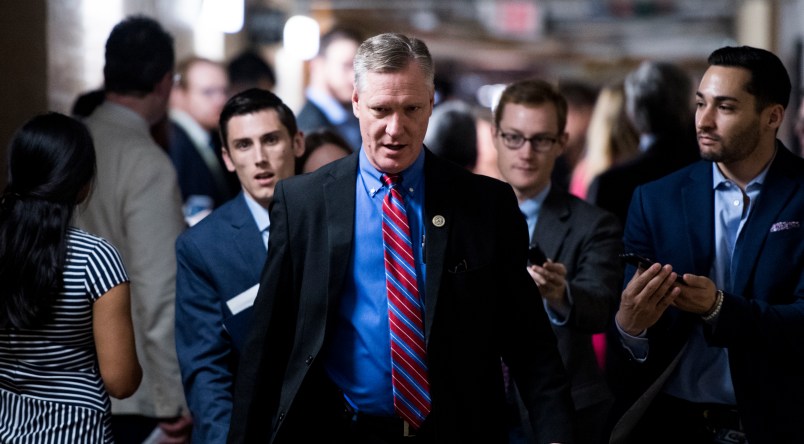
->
xmin=619 ymin=252 xmax=655 ymax=269
xmin=619 ymin=253 xmax=684 ymax=283
xmin=528 ymin=243 xmax=548 ymax=266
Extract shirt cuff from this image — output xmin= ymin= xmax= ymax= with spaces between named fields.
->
xmin=544 ymin=285 xmax=572 ymax=326
xmin=616 ymin=317 xmax=648 ymax=362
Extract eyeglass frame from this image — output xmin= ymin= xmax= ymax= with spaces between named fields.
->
xmin=496 ymin=128 xmax=561 ymax=152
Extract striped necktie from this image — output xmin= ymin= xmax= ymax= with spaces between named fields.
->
xmin=380 ymin=173 xmax=431 ymax=430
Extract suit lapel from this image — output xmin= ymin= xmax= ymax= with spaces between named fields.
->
xmin=228 ymin=193 xmax=268 ymax=283
xmin=534 ymin=187 xmax=570 ymax=259
xmin=423 ymin=152 xmax=452 ymax=344
xmin=325 ymin=155 xmax=358 ymax=308
xmin=681 ymin=164 xmax=715 ymax=274
xmin=731 ymin=147 xmax=799 ymax=294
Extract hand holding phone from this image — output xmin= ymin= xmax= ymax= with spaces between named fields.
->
xmin=619 ymin=252 xmax=655 ymax=269
xmin=619 ymin=253 xmax=684 ymax=283
xmin=528 ymin=243 xmax=548 ymax=266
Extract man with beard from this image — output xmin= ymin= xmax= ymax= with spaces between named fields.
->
xmin=607 ymin=46 xmax=804 ymax=444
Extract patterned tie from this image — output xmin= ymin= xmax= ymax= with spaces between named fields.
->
xmin=381 ymin=173 xmax=431 ymax=429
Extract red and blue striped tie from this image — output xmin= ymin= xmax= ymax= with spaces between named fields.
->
xmin=381 ymin=173 xmax=431 ymax=430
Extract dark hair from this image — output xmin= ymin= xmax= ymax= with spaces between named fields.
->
xmin=708 ymin=46 xmax=792 ymax=111
xmin=218 ymin=88 xmax=298 ymax=148
xmin=71 ymin=89 xmax=105 ymax=118
xmin=0 ymin=113 xmax=97 ymax=328
xmin=494 ymin=78 xmax=568 ymax=134
xmin=318 ymin=27 xmax=363 ymax=58
xmin=558 ymin=79 xmax=599 ymax=108
xmin=425 ymin=100 xmax=477 ymax=169
xmin=297 ymin=128 xmax=352 ymax=174
xmin=104 ymin=15 xmax=175 ymax=96
xmin=227 ymin=50 xmax=276 ymax=92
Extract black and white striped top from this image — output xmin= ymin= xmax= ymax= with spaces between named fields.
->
xmin=0 ymin=228 xmax=129 ymax=443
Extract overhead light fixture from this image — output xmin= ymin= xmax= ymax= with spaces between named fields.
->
xmin=283 ymin=15 xmax=320 ymax=61
xmin=200 ymin=0 xmax=244 ymax=34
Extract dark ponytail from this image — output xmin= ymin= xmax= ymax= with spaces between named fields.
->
xmin=0 ymin=113 xmax=96 ymax=329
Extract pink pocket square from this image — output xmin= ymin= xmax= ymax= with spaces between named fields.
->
xmin=770 ymin=221 xmax=800 ymax=232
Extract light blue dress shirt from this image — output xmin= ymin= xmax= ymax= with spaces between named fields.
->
xmin=324 ymin=148 xmax=426 ymax=416
xmin=242 ymin=192 xmax=270 ymax=250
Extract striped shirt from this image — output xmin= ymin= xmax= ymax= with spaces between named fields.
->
xmin=0 ymin=228 xmax=129 ymax=443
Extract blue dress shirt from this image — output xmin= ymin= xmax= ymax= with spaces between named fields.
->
xmin=324 ymin=148 xmax=426 ymax=416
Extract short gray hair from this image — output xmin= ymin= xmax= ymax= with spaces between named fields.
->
xmin=624 ymin=60 xmax=692 ymax=135
xmin=354 ymin=33 xmax=434 ymax=92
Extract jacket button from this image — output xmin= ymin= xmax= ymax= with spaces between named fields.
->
xmin=305 ymin=355 xmax=313 ymax=365
xmin=278 ymin=411 xmax=285 ymax=421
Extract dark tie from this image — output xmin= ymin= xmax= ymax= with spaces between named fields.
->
xmin=381 ymin=173 xmax=431 ymax=429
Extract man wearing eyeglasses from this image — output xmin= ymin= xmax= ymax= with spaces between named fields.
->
xmin=169 ymin=56 xmax=240 ymax=224
xmin=492 ymin=78 xmax=624 ymax=444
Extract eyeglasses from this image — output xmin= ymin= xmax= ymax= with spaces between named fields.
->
xmin=497 ymin=130 xmax=559 ymax=151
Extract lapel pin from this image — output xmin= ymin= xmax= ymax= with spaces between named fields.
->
xmin=432 ymin=215 xmax=445 ymax=227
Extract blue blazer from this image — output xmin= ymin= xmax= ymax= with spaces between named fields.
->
xmin=608 ymin=144 xmax=804 ymax=443
xmin=168 ymin=121 xmax=239 ymax=208
xmin=175 ymin=193 xmax=266 ymax=444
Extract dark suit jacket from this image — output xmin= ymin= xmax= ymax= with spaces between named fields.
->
xmin=587 ymin=129 xmax=699 ymax=226
xmin=168 ymin=120 xmax=239 ymax=208
xmin=534 ymin=186 xmax=622 ymax=411
xmin=607 ymin=144 xmax=804 ymax=443
xmin=297 ymin=100 xmax=361 ymax=151
xmin=175 ymin=193 xmax=267 ymax=444
xmin=227 ymin=150 xmax=574 ymax=444
xmin=296 ymin=101 xmax=332 ymax=135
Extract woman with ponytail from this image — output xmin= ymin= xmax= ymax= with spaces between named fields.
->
xmin=0 ymin=113 xmax=141 ymax=443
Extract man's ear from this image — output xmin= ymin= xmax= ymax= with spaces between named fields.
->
xmin=767 ymin=104 xmax=784 ymax=129
xmin=292 ymin=131 xmax=305 ymax=158
xmin=352 ymin=88 xmax=360 ymax=118
xmin=221 ymin=147 xmax=236 ymax=173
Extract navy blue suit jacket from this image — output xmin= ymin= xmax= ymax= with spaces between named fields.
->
xmin=168 ymin=121 xmax=239 ymax=208
xmin=608 ymin=144 xmax=804 ymax=442
xmin=175 ymin=193 xmax=267 ymax=444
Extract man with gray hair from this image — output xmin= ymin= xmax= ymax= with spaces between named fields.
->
xmin=587 ymin=60 xmax=699 ymax=225
xmin=227 ymin=32 xmax=573 ymax=444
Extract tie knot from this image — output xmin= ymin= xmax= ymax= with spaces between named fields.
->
xmin=381 ymin=174 xmax=402 ymax=187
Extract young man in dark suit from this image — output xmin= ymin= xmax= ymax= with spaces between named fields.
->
xmin=227 ymin=33 xmax=573 ymax=444
xmin=175 ymin=89 xmax=303 ymax=444
xmin=492 ymin=79 xmax=623 ymax=444
xmin=609 ymin=46 xmax=804 ymax=443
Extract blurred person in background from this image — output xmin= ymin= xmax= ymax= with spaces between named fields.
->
xmin=424 ymin=99 xmax=478 ymax=170
xmin=570 ymin=82 xmax=640 ymax=199
xmin=227 ymin=49 xmax=276 ymax=96
xmin=74 ymin=15 xmax=191 ymax=443
xmin=297 ymin=27 xmax=363 ymax=152
xmin=587 ymin=60 xmax=699 ymax=226
xmin=297 ymin=127 xmax=352 ymax=174
xmin=169 ymin=56 xmax=239 ymax=225
xmin=554 ymin=80 xmax=598 ymax=191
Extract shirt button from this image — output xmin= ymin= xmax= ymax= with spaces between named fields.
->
xmin=733 ymin=200 xmax=740 ymax=206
